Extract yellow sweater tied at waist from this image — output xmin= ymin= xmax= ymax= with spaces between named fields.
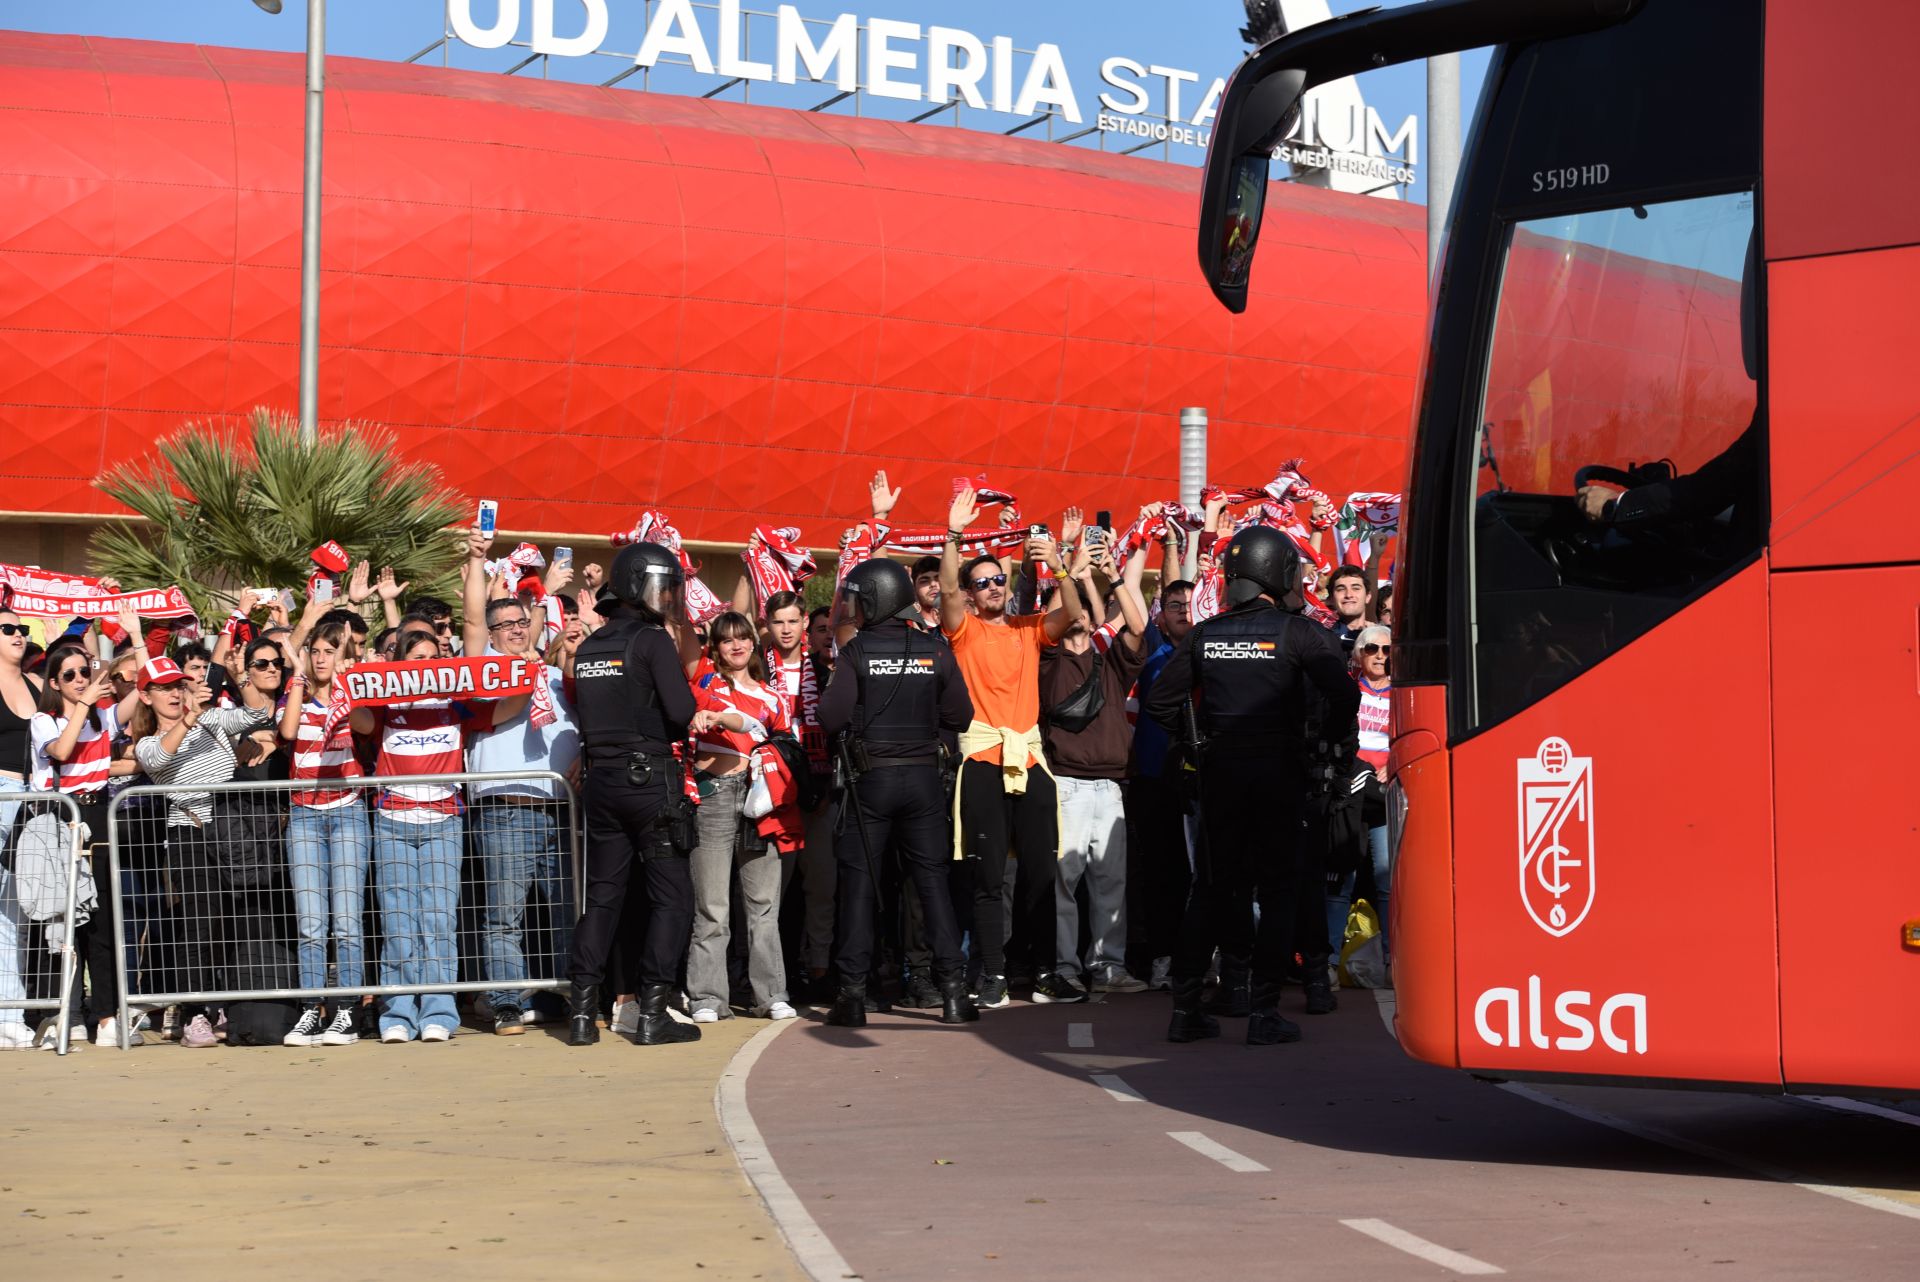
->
xmin=950 ymin=721 xmax=1061 ymax=862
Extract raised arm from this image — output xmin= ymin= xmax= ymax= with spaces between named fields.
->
xmin=461 ymin=525 xmax=493 ymax=656
xmin=939 ymin=487 xmax=978 ymax=635
xmin=1037 ymin=531 xmax=1082 ymax=643
xmin=1114 ymin=534 xmax=1151 ymax=653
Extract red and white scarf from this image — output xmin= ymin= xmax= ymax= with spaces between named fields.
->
xmin=742 ymin=526 xmax=817 ymax=603
xmin=322 ymin=655 xmax=554 ymax=740
xmin=609 ymin=510 xmax=727 ymax=624
xmin=0 ymin=563 xmax=196 ymax=621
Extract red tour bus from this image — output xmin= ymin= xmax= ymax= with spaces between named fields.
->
xmin=1198 ymin=0 xmax=1920 ymax=1095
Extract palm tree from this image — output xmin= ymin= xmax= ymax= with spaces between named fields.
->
xmin=91 ymin=410 xmax=468 ymax=621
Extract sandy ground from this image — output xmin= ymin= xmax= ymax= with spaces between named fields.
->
xmin=1 ymin=1017 xmax=806 ymax=1281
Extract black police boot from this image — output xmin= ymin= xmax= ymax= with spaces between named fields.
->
xmin=635 ymin=982 xmax=700 ymax=1045
xmin=903 ymin=971 xmax=943 ymax=1009
xmin=1303 ymin=962 xmax=1338 ymax=1015
xmin=1206 ymin=955 xmax=1251 ymax=1018
xmin=938 ymin=975 xmax=980 ymax=1025
xmin=1167 ymin=977 xmax=1221 ymax=1044
xmin=826 ymin=982 xmax=869 ymax=1027
xmin=567 ymin=982 xmax=600 ymax=1047
xmin=1247 ymin=982 xmax=1303 ymax=1046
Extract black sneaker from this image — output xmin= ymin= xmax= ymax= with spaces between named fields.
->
xmin=976 ymin=974 xmax=1011 ymax=1010
xmin=282 ymin=1005 xmax=324 ymax=1047
xmin=902 ymin=973 xmax=943 ymax=1009
xmin=493 ymin=1008 xmax=526 ymax=1036
xmin=318 ymin=1006 xmax=359 ymax=1047
xmin=1030 ymin=972 xmax=1089 ymax=1004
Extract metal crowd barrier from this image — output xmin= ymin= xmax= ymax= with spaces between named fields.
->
xmin=105 ymin=770 xmax=582 ymax=1051
xmin=0 ymin=791 xmax=86 ymax=1055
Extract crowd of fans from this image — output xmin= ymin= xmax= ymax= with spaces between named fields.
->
xmin=0 ymin=461 xmax=1396 ymax=1051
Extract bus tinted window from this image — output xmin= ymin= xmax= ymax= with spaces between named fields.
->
xmin=1463 ymin=191 xmax=1761 ymax=731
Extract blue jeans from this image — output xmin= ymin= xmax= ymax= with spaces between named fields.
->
xmin=372 ymin=811 xmax=462 ymax=1033
xmin=1327 ymin=823 xmax=1392 ymax=959
xmin=474 ymin=801 xmax=573 ymax=1012
xmin=288 ymin=799 xmax=371 ymax=994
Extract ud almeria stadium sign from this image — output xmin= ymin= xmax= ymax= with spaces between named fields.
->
xmin=445 ymin=0 xmax=1419 ymax=185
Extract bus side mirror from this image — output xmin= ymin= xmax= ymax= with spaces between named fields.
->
xmin=1198 ymin=64 xmax=1306 ymax=313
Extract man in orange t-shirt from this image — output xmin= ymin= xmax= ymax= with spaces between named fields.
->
xmin=941 ymin=486 xmax=1084 ymax=1010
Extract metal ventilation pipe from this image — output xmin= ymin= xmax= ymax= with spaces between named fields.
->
xmin=1179 ymin=406 xmax=1209 ymax=579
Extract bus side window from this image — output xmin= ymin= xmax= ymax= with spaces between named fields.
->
xmin=1464 ymin=190 xmax=1762 ymax=732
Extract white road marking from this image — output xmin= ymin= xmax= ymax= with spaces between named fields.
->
xmin=715 ymin=1020 xmax=858 ymax=1282
xmin=1090 ymin=1072 xmax=1145 ymax=1103
xmin=1167 ymin=1130 xmax=1269 ymax=1173
xmin=1500 ymin=1083 xmax=1920 ymax=1224
xmin=1067 ymin=1022 xmax=1094 ymax=1049
xmin=1340 ymin=1218 xmax=1504 ymax=1275
xmin=1793 ymin=1094 xmax=1920 ymax=1130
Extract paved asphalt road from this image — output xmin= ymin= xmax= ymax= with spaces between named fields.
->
xmin=745 ymin=988 xmax=1919 ymax=1280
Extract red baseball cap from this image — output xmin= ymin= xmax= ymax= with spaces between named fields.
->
xmin=310 ymin=540 xmax=350 ymax=574
xmin=137 ymin=657 xmax=186 ymax=690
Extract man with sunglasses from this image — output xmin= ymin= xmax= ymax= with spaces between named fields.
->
xmin=462 ymin=526 xmax=581 ymax=1036
xmin=939 ymin=486 xmax=1084 ymax=1008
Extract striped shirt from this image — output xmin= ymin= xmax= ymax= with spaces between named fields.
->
xmin=134 ymin=705 xmax=275 ymax=828
xmin=29 ymin=706 xmax=120 ymax=797
xmin=371 ymin=700 xmax=491 ymax=822
xmin=692 ymin=676 xmax=785 ymax=763
xmin=1356 ymin=676 xmax=1391 ymax=770
xmin=288 ymin=692 xmax=362 ymax=810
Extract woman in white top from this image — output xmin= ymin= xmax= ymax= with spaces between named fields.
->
xmin=31 ymin=620 xmax=147 ymax=1048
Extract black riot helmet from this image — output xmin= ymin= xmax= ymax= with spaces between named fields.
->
xmin=610 ymin=542 xmax=685 ymax=623
xmin=1222 ymin=525 xmax=1301 ymax=608
xmin=840 ymin=559 xmax=915 ymax=629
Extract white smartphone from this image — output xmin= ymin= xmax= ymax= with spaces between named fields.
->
xmin=313 ymin=578 xmax=335 ymax=603
xmin=477 ymin=499 xmax=499 ymax=537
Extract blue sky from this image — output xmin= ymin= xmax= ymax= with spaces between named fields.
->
xmin=4 ymin=0 xmax=1490 ymax=208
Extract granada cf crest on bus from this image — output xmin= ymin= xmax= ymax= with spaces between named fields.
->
xmin=1517 ymin=737 xmax=1595 ymax=937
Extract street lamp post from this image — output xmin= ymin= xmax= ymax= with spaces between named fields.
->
xmin=253 ymin=0 xmax=324 ymax=448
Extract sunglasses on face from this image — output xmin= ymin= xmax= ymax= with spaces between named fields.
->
xmin=0 ymin=623 xmax=29 ymax=638
xmin=969 ymin=574 xmax=1008 ymax=590
xmin=249 ymin=658 xmax=288 ymax=671
xmin=1359 ymin=643 xmax=1389 ymax=656
xmin=432 ymin=620 xmax=453 ymax=633
xmin=57 ymin=667 xmax=89 ymax=683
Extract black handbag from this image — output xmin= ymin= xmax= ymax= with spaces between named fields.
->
xmin=1047 ymin=653 xmax=1105 ymax=733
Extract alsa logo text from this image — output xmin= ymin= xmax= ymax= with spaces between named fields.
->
xmin=1201 ymin=640 xmax=1276 ymax=660
xmin=1473 ymin=976 xmax=1647 ymax=1055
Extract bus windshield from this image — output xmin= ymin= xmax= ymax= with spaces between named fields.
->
xmin=1463 ymin=189 xmax=1762 ymax=731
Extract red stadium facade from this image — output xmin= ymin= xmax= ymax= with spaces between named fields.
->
xmin=0 ymin=32 xmax=1425 ymax=553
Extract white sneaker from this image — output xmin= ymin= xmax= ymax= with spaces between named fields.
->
xmin=611 ymin=999 xmax=639 ymax=1036
xmin=0 ymin=1022 xmax=34 ymax=1051
xmin=96 ymin=1016 xmax=144 ymax=1048
xmin=283 ymin=1006 xmax=325 ymax=1047
xmin=764 ymin=1002 xmax=797 ymax=1021
xmin=690 ymin=1008 xmax=721 ymax=1024
xmin=420 ymin=1024 xmax=452 ymax=1043
xmin=1149 ymin=957 xmax=1173 ymax=991
xmin=380 ymin=1025 xmax=414 ymax=1044
xmin=39 ymin=1022 xmax=85 ymax=1051
xmin=1090 ymin=966 xmax=1149 ymax=994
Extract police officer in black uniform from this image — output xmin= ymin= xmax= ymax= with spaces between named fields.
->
xmin=816 ymin=559 xmax=979 ymax=1028
xmin=1145 ymin=526 xmax=1359 ymax=1046
xmin=566 ymin=542 xmax=702 ymax=1048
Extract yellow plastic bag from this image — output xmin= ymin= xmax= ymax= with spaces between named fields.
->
xmin=1338 ymin=899 xmax=1387 ymax=989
